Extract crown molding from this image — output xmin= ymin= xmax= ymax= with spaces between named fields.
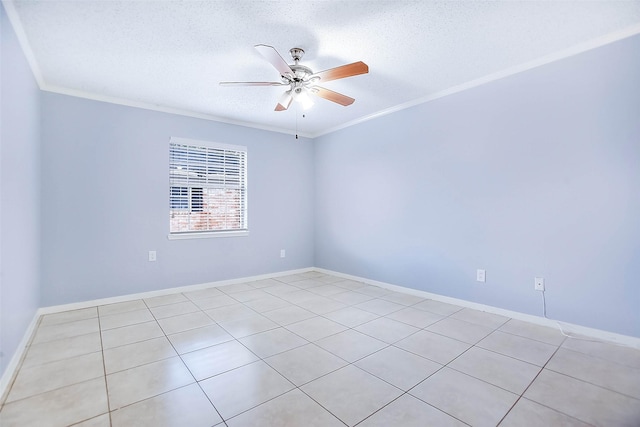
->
xmin=2 ymin=0 xmax=45 ymax=88
xmin=41 ymin=84 xmax=314 ymax=139
xmin=4 ymin=0 xmax=639 ymax=140
xmin=312 ymin=23 xmax=640 ymax=138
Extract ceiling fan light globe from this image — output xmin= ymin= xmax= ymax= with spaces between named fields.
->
xmin=300 ymin=98 xmax=314 ymax=110
xmin=296 ymin=89 xmax=314 ymax=110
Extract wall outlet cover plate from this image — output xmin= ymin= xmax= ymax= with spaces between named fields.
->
xmin=476 ymin=269 xmax=486 ymax=282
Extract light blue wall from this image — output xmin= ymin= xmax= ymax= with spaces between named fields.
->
xmin=0 ymin=4 xmax=42 ymax=377
xmin=314 ymin=35 xmax=640 ymax=337
xmin=40 ymin=94 xmax=314 ymax=306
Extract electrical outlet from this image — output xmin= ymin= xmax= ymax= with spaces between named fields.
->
xmin=476 ymin=269 xmax=486 ymax=282
xmin=280 ymin=249 xmax=286 ymax=258
xmin=149 ymin=251 xmax=157 ymax=262
xmin=535 ymin=277 xmax=545 ymax=291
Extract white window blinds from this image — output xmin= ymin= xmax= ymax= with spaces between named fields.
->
xmin=169 ymin=138 xmax=247 ymax=234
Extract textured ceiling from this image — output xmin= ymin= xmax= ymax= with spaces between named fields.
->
xmin=5 ymin=1 xmax=640 ymax=137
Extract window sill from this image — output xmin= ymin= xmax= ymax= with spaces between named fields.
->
xmin=167 ymin=230 xmax=249 ymax=240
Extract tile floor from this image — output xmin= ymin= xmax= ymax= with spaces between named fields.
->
xmin=1 ymin=271 xmax=639 ymax=426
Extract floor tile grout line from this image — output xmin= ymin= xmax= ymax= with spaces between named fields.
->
xmin=28 ymin=317 xmax=101 ymax=346
xmin=103 ymin=352 xmax=178 ymax=377
xmin=283 ymin=315 xmax=392 ymax=360
xmin=289 ymin=337 xmax=472 ymax=427
xmin=260 ymin=343 xmax=348 ymax=388
xmin=466 ymin=339 xmax=555 ymax=368
xmin=182 ymin=303 xmax=390 ymax=425
xmin=406 ymin=340 xmax=473 ymax=377
xmin=443 ymin=363 xmax=533 ymax=397
xmin=186 ymin=278 xmax=358 ymax=423
xmin=100 ymin=322 xmax=165 ymax=351
xmin=219 ymin=387 xmax=308 ymax=425
xmin=97 ymin=284 xmax=604 ymax=423
xmin=402 ymin=376 xmax=470 ymax=424
xmin=492 ymin=332 xmax=640 ymax=402
xmin=348 ymin=322 xmax=422 ymax=346
xmin=4 ymin=314 xmax=115 ymax=424
xmin=5 ymin=273 xmax=638 ymax=426
xmin=5 ymin=285 xmax=505 ymax=376
xmin=540 ymin=364 xmax=640 ymax=402
xmin=498 ymin=318 xmax=567 ymax=346
xmin=101 ymin=299 xmax=183 ymax=374
xmin=302 ymin=304 xmax=466 ymax=366
xmin=143 ymin=293 xmax=191 ymax=309
xmin=109 ymin=383 xmax=212 ymax=420
xmin=95 ymin=313 xmax=113 ymax=427
xmin=413 ymin=317 xmax=546 ymax=395
xmin=15 ymin=326 xmax=96 ymax=349
xmin=0 ymin=374 xmax=111 ymax=409
xmin=396 ymin=331 xmax=522 ymax=424
xmin=292 ymin=389 xmax=349 ymax=426
xmin=10 ymin=280 xmax=344 ymax=403
xmin=8 ymin=340 xmax=103 ymax=370
xmin=351 ymin=351 xmax=441 ymax=394
xmin=0 ymin=314 xmax=101 ymax=406
xmin=104 ymin=300 xmax=197 ymax=414
xmin=214 ymin=306 xmax=345 ymax=419
xmin=37 ymin=309 xmax=99 ymax=328
xmin=98 ymin=301 xmax=150 ymax=318
xmin=497 ymin=397 xmax=598 ymax=427
xmin=160 ymin=315 xmax=227 ymax=426
xmin=120 ymin=296 xmax=230 ymax=421
xmin=495 ymin=342 xmax=570 ymax=426
xmin=554 ymin=344 xmax=640 ymax=372
xmin=352 ymin=391 xmax=472 ymax=427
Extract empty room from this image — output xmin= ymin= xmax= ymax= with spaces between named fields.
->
xmin=1 ymin=1 xmax=639 ymax=426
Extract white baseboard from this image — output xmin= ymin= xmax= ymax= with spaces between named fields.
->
xmin=2 ymin=265 xmax=638 ymax=403
xmin=38 ymin=267 xmax=314 ymax=315
xmin=0 ymin=312 xmax=40 ymax=404
xmin=1 ymin=267 xmax=313 ymax=402
xmin=314 ymin=267 xmax=640 ymax=350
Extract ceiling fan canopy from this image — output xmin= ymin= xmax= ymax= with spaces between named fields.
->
xmin=220 ymin=44 xmax=369 ymax=111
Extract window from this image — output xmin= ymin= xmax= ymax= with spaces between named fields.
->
xmin=169 ymin=137 xmax=248 ymax=238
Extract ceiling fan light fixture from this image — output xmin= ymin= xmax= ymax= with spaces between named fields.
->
xmin=293 ymin=87 xmax=314 ymax=110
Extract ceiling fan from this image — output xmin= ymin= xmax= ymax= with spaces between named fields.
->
xmin=220 ymin=44 xmax=369 ymax=111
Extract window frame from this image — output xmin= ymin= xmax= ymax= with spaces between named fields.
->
xmin=168 ymin=137 xmax=248 ymax=240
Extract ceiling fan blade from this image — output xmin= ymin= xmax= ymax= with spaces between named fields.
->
xmin=275 ymin=91 xmax=293 ymax=111
xmin=219 ymin=82 xmax=287 ymax=86
xmin=255 ymin=44 xmax=293 ymax=77
xmin=311 ymin=86 xmax=355 ymax=106
xmin=312 ymin=61 xmax=368 ymax=83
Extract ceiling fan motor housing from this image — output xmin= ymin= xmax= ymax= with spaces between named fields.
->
xmin=289 ymin=64 xmax=313 ymax=81
xmin=284 ymin=48 xmax=314 ymax=83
